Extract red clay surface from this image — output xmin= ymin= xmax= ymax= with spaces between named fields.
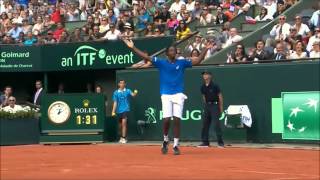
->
xmin=0 ymin=144 xmax=319 ymax=180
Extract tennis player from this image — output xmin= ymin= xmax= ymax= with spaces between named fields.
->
xmin=123 ymin=39 xmax=212 ymax=155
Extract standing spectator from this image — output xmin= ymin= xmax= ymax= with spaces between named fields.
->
xmin=176 ymin=21 xmax=191 ymax=40
xmin=7 ymin=22 xmax=23 ymax=40
xmin=309 ymin=40 xmax=320 ymax=58
xmin=2 ymin=96 xmax=23 ymax=113
xmin=307 ymin=27 xmax=320 ymax=52
xmin=227 ymin=44 xmax=248 ymax=63
xmin=0 ymin=86 xmax=13 ymax=107
xmin=103 ymin=23 xmax=120 ymax=40
xmin=292 ymin=15 xmax=311 ymax=38
xmin=53 ymin=22 xmax=65 ymax=41
xmin=223 ymin=28 xmax=243 ymax=48
xmin=247 ymin=40 xmax=271 ymax=61
xmin=255 ymin=7 xmax=273 ymax=21
xmin=169 ymin=0 xmax=185 ymax=13
xmin=23 ymin=31 xmax=37 ymax=46
xmin=273 ymin=42 xmax=287 ymax=60
xmin=269 ymin=15 xmax=291 ymax=42
xmin=215 ymin=6 xmax=228 ymax=25
xmin=33 ymin=80 xmax=44 ymax=107
xmin=199 ymin=6 xmax=213 ymax=26
xmin=288 ymin=41 xmax=308 ymax=59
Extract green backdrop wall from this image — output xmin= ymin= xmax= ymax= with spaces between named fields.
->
xmin=116 ymin=61 xmax=320 ymax=142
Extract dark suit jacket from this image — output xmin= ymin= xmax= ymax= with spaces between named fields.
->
xmin=34 ymin=89 xmax=44 ymax=106
xmin=272 ymin=53 xmax=287 ymax=60
xmin=248 ymin=50 xmax=271 ymax=61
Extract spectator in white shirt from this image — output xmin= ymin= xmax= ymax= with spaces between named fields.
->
xmin=269 ymin=15 xmax=291 ymax=41
xmin=103 ymin=23 xmax=121 ymax=40
xmin=169 ymin=0 xmax=185 ymax=13
xmin=223 ymin=28 xmax=243 ymax=48
xmin=66 ymin=4 xmax=80 ymax=22
xmin=186 ymin=0 xmax=195 ymax=12
xmin=292 ymin=15 xmax=311 ymax=38
xmin=263 ymin=0 xmax=277 ymax=20
xmin=309 ymin=40 xmax=320 ymax=58
xmin=236 ymin=0 xmax=251 ymax=15
xmin=307 ymin=27 xmax=320 ymax=52
xmin=199 ymin=6 xmax=213 ymax=26
xmin=255 ymin=7 xmax=273 ymax=21
xmin=3 ymin=96 xmax=23 ymax=113
xmin=32 ymin=17 xmax=44 ymax=35
xmin=288 ymin=41 xmax=308 ymax=59
xmin=177 ymin=4 xmax=187 ymax=21
xmin=309 ymin=9 xmax=320 ymax=29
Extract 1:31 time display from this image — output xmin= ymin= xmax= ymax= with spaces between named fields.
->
xmin=76 ymin=115 xmax=97 ymax=125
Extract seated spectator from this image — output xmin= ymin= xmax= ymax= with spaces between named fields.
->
xmin=221 ymin=0 xmax=232 ymax=9
xmin=2 ymin=96 xmax=23 ymax=113
xmin=58 ymin=31 xmax=69 ymax=43
xmin=199 ymin=6 xmax=213 ymax=26
xmin=272 ymin=1 xmax=286 ymax=19
xmin=16 ymin=31 xmax=25 ymax=43
xmin=107 ymin=9 xmax=117 ymax=25
xmin=153 ymin=28 xmax=165 ymax=37
xmin=144 ymin=24 xmax=154 ymax=37
xmin=309 ymin=6 xmax=320 ymax=29
xmin=255 ymin=7 xmax=273 ymax=21
xmin=285 ymin=26 xmax=302 ymax=45
xmin=227 ymin=44 xmax=248 ymax=63
xmin=224 ymin=7 xmax=236 ymax=21
xmin=50 ymin=5 xmax=61 ymax=24
xmin=0 ymin=86 xmax=13 ymax=107
xmin=273 ymin=42 xmax=287 ymax=60
xmin=69 ymin=28 xmax=84 ymax=42
xmin=99 ymin=17 xmax=110 ymax=34
xmin=177 ymin=4 xmax=187 ymax=21
xmin=136 ymin=8 xmax=151 ymax=30
xmin=32 ymin=17 xmax=44 ymax=35
xmin=309 ymin=40 xmax=320 ymax=58
xmin=23 ymin=31 xmax=37 ymax=46
xmin=181 ymin=11 xmax=192 ymax=24
xmin=153 ymin=8 xmax=166 ymax=31
xmin=167 ymin=13 xmax=179 ymax=35
xmin=288 ymin=41 xmax=308 ymax=59
xmin=292 ymin=15 xmax=311 ymax=39
xmin=269 ymin=15 xmax=291 ymax=42
xmin=120 ymin=23 xmax=134 ymax=38
xmin=97 ymin=3 xmax=108 ymax=17
xmin=11 ymin=11 xmax=23 ymax=24
xmin=36 ymin=34 xmax=46 ymax=45
xmin=176 ymin=21 xmax=191 ymax=40
xmin=247 ymin=40 xmax=271 ymax=61
xmin=307 ymin=27 xmax=320 ymax=52
xmin=7 ymin=22 xmax=23 ymax=40
xmin=88 ymin=26 xmax=103 ymax=41
xmin=80 ymin=6 xmax=88 ymax=21
xmin=192 ymin=1 xmax=202 ymax=20
xmin=21 ymin=19 xmax=31 ymax=34
xmin=190 ymin=49 xmax=200 ymax=58
xmin=263 ymin=0 xmax=277 ymax=18
xmin=236 ymin=0 xmax=251 ymax=15
xmin=93 ymin=11 xmax=101 ymax=25
xmin=186 ymin=0 xmax=195 ymax=12
xmin=176 ymin=48 xmax=185 ymax=59
xmin=1 ymin=13 xmax=11 ymax=30
xmin=45 ymin=30 xmax=57 ymax=44
xmin=187 ymin=33 xmax=205 ymax=52
xmin=169 ymin=0 xmax=185 ymax=13
xmin=131 ymin=52 xmax=152 ymax=68
xmin=161 ymin=5 xmax=171 ymax=22
xmin=205 ymin=38 xmax=221 ymax=58
xmin=103 ymin=23 xmax=120 ymax=40
xmin=223 ymin=28 xmax=243 ymax=48
xmin=215 ymin=6 xmax=228 ymax=25
xmin=65 ymin=3 xmax=80 ymax=22
xmin=53 ymin=22 xmax=65 ymax=41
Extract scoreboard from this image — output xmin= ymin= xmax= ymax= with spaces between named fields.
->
xmin=40 ymin=93 xmax=105 ymax=144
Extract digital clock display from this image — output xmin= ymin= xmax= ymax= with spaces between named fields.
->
xmin=76 ymin=115 xmax=97 ymax=125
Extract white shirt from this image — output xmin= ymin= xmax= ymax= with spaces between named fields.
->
xmin=199 ymin=13 xmax=213 ymax=26
xmin=3 ymin=105 xmax=23 ymax=113
xmin=289 ymin=51 xmax=308 ymax=59
xmin=269 ymin=23 xmax=291 ymax=40
xmin=169 ymin=1 xmax=185 ymax=13
xmin=309 ymin=10 xmax=320 ymax=27
xmin=34 ymin=88 xmax=43 ymax=104
xmin=263 ymin=1 xmax=277 ymax=18
xmin=223 ymin=35 xmax=243 ymax=48
xmin=255 ymin=14 xmax=273 ymax=21
xmin=309 ymin=51 xmax=320 ymax=58
xmin=238 ymin=3 xmax=251 ymax=15
xmin=293 ymin=23 xmax=310 ymax=37
xmin=186 ymin=1 xmax=195 ymax=12
xmin=103 ymin=29 xmax=121 ymax=40
xmin=307 ymin=34 xmax=320 ymax=52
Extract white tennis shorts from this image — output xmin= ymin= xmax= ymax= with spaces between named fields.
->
xmin=161 ymin=93 xmax=187 ymax=119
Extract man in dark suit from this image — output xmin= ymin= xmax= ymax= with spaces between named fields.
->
xmin=273 ymin=42 xmax=287 ymax=60
xmin=33 ymin=80 xmax=44 ymax=107
xmin=248 ymin=40 xmax=271 ymax=61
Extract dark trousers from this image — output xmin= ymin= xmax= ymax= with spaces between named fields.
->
xmin=201 ymin=104 xmax=223 ymax=144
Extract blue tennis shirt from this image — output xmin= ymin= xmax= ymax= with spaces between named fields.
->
xmin=152 ymin=57 xmax=192 ymax=95
xmin=112 ymin=88 xmax=132 ymax=113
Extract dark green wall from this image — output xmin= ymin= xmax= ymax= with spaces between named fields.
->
xmin=116 ymin=61 xmax=320 ymax=142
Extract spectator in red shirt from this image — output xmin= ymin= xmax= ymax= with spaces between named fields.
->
xmin=51 ymin=5 xmax=61 ymax=24
xmin=53 ymin=22 xmax=65 ymax=41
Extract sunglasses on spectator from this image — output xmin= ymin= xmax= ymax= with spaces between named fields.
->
xmin=9 ymin=99 xmax=15 ymax=101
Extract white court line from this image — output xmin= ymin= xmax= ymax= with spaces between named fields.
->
xmin=230 ymin=170 xmax=320 ymax=179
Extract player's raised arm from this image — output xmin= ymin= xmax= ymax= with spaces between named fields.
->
xmin=122 ymin=39 xmax=152 ymax=62
xmin=190 ymin=42 xmax=213 ymax=65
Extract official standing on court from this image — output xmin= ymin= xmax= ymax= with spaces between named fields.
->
xmin=198 ymin=71 xmax=224 ymax=148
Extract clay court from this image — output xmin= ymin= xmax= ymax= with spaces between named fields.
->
xmin=1 ymin=144 xmax=319 ymax=180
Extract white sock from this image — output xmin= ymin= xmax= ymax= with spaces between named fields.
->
xmin=173 ymin=138 xmax=179 ymax=147
xmin=164 ymin=135 xmax=169 ymax=142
